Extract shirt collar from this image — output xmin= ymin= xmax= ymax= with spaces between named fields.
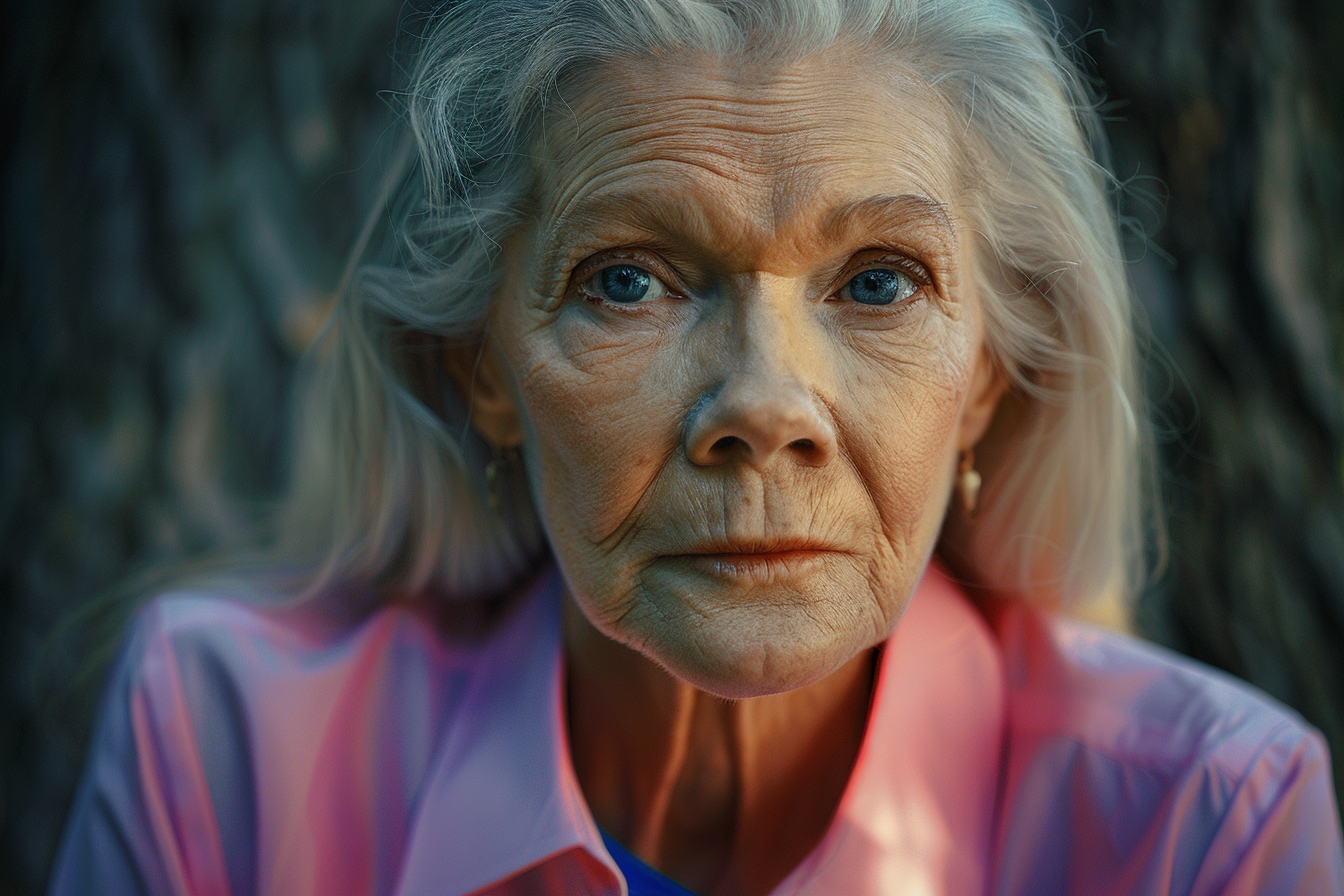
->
xmin=775 ymin=562 xmax=1007 ymax=895
xmin=392 ymin=569 xmax=620 ymax=896
xmin=394 ymin=563 xmax=1006 ymax=896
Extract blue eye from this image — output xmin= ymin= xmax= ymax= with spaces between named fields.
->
xmin=842 ymin=268 xmax=917 ymax=306
xmin=599 ymin=265 xmax=652 ymax=303
xmin=581 ymin=263 xmax=670 ymax=305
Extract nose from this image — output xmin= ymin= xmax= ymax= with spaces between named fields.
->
xmin=684 ymin=294 xmax=837 ymax=470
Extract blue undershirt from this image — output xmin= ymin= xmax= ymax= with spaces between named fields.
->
xmin=599 ymin=828 xmax=705 ymax=896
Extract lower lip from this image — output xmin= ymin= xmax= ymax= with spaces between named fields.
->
xmin=667 ymin=550 xmax=838 ymax=582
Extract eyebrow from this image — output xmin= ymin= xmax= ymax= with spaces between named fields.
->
xmin=818 ymin=194 xmax=959 ymax=250
xmin=538 ymin=189 xmax=959 ymax=292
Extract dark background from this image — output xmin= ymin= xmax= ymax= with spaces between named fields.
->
xmin=3 ymin=0 xmax=1343 ymax=891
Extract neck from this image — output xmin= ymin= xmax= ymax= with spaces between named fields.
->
xmin=563 ymin=595 xmax=875 ymax=896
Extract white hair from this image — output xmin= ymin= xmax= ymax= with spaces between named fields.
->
xmin=275 ymin=0 xmax=1153 ymax=611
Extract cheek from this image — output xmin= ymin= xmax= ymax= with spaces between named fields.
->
xmin=837 ymin=321 xmax=976 ymax=538
xmin=508 ymin=312 xmax=687 ymax=545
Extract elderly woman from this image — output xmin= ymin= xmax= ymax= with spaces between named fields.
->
xmin=50 ymin=0 xmax=1343 ymax=894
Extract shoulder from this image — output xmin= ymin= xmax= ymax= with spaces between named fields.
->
xmin=119 ymin=587 xmax=487 ymax=771
xmin=120 ymin=584 xmax=504 ymax=787
xmin=988 ymin=600 xmax=1343 ymax=895
xmin=52 ymin=584 xmax=529 ymax=896
xmin=998 ymin=603 xmax=1306 ymax=768
xmin=129 ymin=584 xmax=469 ymax=668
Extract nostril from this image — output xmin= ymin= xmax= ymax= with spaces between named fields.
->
xmin=711 ymin=435 xmax=745 ymax=455
xmin=790 ymin=438 xmax=815 ymax=453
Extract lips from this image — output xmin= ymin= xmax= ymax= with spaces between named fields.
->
xmin=669 ymin=537 xmax=843 ymax=558
xmin=661 ymin=539 xmax=846 ymax=583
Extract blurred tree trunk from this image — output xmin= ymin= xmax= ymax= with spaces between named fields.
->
xmin=1048 ymin=0 xmax=1344 ymax=808
xmin=1 ymin=2 xmax=406 ymax=890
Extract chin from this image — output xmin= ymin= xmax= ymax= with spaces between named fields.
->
xmin=620 ymin=554 xmax=886 ymax=686
xmin=638 ymin=605 xmax=875 ymax=700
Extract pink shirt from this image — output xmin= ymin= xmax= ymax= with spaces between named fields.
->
xmin=50 ymin=564 xmax=1344 ymax=895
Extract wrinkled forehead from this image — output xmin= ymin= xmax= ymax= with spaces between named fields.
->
xmin=528 ymin=49 xmax=970 ymax=260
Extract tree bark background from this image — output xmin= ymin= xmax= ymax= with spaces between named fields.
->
xmin=2 ymin=0 xmax=1342 ymax=892
xmin=1060 ymin=0 xmax=1344 ymax=816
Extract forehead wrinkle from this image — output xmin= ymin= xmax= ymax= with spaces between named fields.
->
xmin=586 ymin=94 xmax=842 ymax=142
xmin=546 ymin=82 xmax=809 ymax=185
xmin=533 ymin=139 xmax=767 ymax=284
xmin=553 ymin=112 xmax=808 ymax=201
xmin=546 ymin=67 xmax=924 ymax=208
xmin=566 ymin=55 xmax=890 ymax=139
xmin=765 ymin=143 xmax=825 ymax=247
xmin=532 ymin=58 xmax=968 ymax=285
xmin=538 ymin=142 xmax=854 ymax=272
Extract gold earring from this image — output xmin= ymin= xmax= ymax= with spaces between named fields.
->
xmin=957 ymin=449 xmax=982 ymax=519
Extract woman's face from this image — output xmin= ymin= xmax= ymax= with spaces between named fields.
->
xmin=466 ymin=49 xmax=1004 ymax=698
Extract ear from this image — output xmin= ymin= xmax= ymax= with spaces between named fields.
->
xmin=441 ymin=337 xmax=524 ymax=448
xmin=957 ymin=345 xmax=1008 ymax=451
